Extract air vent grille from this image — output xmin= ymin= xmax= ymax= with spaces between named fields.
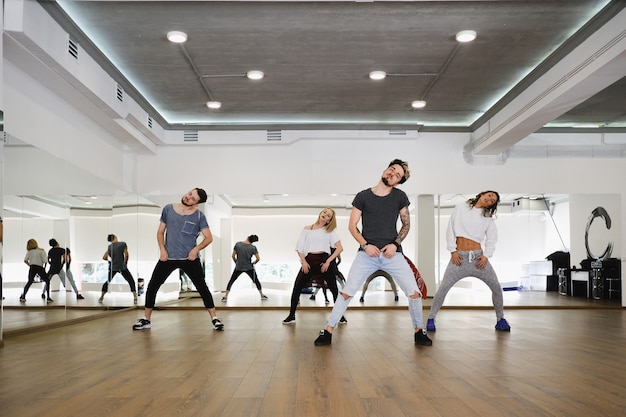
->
xmin=116 ymin=84 xmax=124 ymax=103
xmin=388 ymin=129 xmax=407 ymax=136
xmin=147 ymin=116 xmax=153 ymax=129
xmin=267 ymin=130 xmax=282 ymax=141
xmin=68 ymin=38 xmax=79 ymax=59
xmin=183 ymin=130 xmax=199 ymax=142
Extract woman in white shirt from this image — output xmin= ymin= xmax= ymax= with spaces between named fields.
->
xmin=283 ymin=208 xmax=344 ymax=324
xmin=427 ymin=191 xmax=511 ymax=332
xmin=20 ymin=239 xmax=51 ymax=302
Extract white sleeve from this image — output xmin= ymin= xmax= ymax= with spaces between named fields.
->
xmin=483 ymin=220 xmax=498 ymax=258
xmin=446 ymin=207 xmax=458 ymax=253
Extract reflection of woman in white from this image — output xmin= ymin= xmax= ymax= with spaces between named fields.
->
xmin=427 ymin=191 xmax=511 ymax=332
xmin=20 ymin=239 xmax=51 ymax=302
xmin=283 ymin=208 xmax=344 ymax=324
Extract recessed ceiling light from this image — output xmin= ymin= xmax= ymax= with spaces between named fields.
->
xmin=167 ymin=31 xmax=188 ymax=43
xmin=369 ymin=71 xmax=387 ymax=80
xmin=411 ymin=100 xmax=427 ymax=109
xmin=206 ymin=101 xmax=222 ymax=109
xmin=246 ymin=70 xmax=264 ymax=80
xmin=455 ymin=30 xmax=477 ymax=43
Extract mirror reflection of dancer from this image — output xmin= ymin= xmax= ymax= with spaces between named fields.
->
xmin=426 ymin=191 xmax=511 ymax=332
xmin=222 ymin=234 xmax=267 ymax=302
xmin=20 ymin=239 xmax=51 ymax=302
xmin=100 ymin=234 xmax=138 ymax=305
xmin=133 ymin=188 xmax=224 ymax=331
xmin=283 ymin=208 xmax=344 ymax=325
xmin=314 ymin=159 xmax=432 ymax=347
xmin=309 ymin=249 xmax=345 ymax=304
xmin=46 ymin=239 xmax=84 ymax=300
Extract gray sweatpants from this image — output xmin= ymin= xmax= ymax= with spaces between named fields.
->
xmin=428 ymin=249 xmax=505 ymax=320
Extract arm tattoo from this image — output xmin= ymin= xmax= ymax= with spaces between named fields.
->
xmin=396 ymin=210 xmax=410 ymax=243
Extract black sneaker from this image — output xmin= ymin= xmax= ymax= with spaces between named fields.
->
xmin=314 ymin=330 xmax=332 ymax=346
xmin=309 ymin=294 xmax=316 ymax=300
xmin=77 ymin=294 xmax=85 ymax=300
xmin=339 ymin=316 xmax=348 ymax=324
xmin=414 ymin=329 xmax=433 ymax=346
xmin=282 ymin=315 xmax=296 ymax=325
xmin=132 ymin=318 xmax=151 ymax=330
xmin=212 ymin=317 xmax=224 ymax=331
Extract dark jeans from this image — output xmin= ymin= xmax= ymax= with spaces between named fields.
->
xmin=288 ymin=253 xmax=339 ymax=316
xmin=145 ymin=259 xmax=215 ymax=309
xmin=101 ymin=267 xmax=137 ymax=293
xmin=22 ymin=265 xmax=49 ymax=298
xmin=226 ymin=268 xmax=262 ymax=291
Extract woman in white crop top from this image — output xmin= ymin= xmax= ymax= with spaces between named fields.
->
xmin=283 ymin=208 xmax=344 ymax=324
xmin=427 ymin=191 xmax=511 ymax=332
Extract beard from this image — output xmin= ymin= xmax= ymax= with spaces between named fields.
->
xmin=381 ymin=176 xmax=391 ymax=186
xmin=181 ymin=197 xmax=193 ymax=207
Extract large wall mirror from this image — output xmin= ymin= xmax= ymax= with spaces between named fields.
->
xmin=1 ymin=137 xmax=621 ymax=337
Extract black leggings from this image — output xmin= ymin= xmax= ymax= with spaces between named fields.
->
xmin=101 ymin=268 xmax=137 ymax=293
xmin=226 ymin=268 xmax=262 ymax=291
xmin=22 ymin=265 xmax=50 ymax=298
xmin=145 ymin=259 xmax=215 ymax=309
xmin=288 ymin=253 xmax=339 ymax=316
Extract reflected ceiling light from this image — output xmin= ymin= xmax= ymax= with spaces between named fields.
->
xmin=206 ymin=101 xmax=222 ymax=109
xmin=411 ymin=100 xmax=427 ymax=109
xmin=246 ymin=70 xmax=264 ymax=80
xmin=573 ymin=124 xmax=600 ymax=128
xmin=167 ymin=31 xmax=188 ymax=43
xmin=455 ymin=30 xmax=477 ymax=43
xmin=369 ymin=70 xmax=387 ymax=80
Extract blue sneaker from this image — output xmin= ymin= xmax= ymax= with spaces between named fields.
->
xmin=495 ymin=318 xmax=511 ymax=332
xmin=426 ymin=318 xmax=436 ymax=332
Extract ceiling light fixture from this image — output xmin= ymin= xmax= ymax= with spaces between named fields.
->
xmin=167 ymin=30 xmax=188 ymax=43
xmin=369 ymin=71 xmax=387 ymax=80
xmin=455 ymin=30 xmax=477 ymax=43
xmin=246 ymin=70 xmax=264 ymax=80
xmin=411 ymin=100 xmax=427 ymax=109
xmin=167 ymin=31 xmax=262 ymax=111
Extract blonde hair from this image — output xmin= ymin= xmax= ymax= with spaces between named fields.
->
xmin=26 ymin=239 xmax=38 ymax=251
xmin=320 ymin=208 xmax=337 ymax=232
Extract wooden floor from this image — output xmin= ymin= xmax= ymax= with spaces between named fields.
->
xmin=2 ymin=285 xmax=622 ymax=336
xmin=1 ymin=300 xmax=625 ymax=416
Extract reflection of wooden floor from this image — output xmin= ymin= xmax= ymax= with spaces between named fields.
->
xmin=2 ymin=308 xmax=626 ymax=417
xmin=2 ymin=285 xmax=621 ymax=337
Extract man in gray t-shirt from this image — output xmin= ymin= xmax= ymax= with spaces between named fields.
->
xmin=133 ymin=188 xmax=224 ymax=331
xmin=221 ymin=234 xmax=267 ymax=302
xmin=100 ymin=234 xmax=137 ymax=304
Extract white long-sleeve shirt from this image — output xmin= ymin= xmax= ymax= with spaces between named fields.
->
xmin=446 ymin=203 xmax=498 ymax=257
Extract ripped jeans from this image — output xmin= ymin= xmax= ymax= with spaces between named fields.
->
xmin=325 ymin=251 xmax=424 ymax=329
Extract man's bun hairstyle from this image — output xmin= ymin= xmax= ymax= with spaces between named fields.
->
xmin=195 ymin=188 xmax=208 ymax=204
xmin=248 ymin=234 xmax=259 ymax=243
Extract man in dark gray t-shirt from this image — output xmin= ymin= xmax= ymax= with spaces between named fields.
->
xmin=221 ymin=234 xmax=267 ymax=302
xmin=314 ymin=159 xmax=432 ymax=347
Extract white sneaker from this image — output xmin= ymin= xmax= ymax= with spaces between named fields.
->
xmin=212 ymin=317 xmax=224 ymax=331
xmin=132 ymin=318 xmax=151 ymax=330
